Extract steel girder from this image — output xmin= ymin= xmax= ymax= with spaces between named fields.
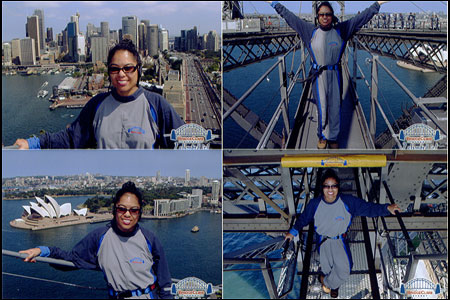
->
xmin=223 ymin=32 xmax=300 ymax=72
xmin=354 ymin=30 xmax=447 ymax=73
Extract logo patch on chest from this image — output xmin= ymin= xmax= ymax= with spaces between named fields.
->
xmin=328 ymin=41 xmax=339 ymax=47
xmin=130 ymin=257 xmax=145 ymax=264
xmin=128 ymin=127 xmax=146 ymax=135
xmin=335 ymin=216 xmax=345 ymax=222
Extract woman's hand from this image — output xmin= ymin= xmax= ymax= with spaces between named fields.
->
xmin=14 ymin=139 xmax=29 ymax=150
xmin=377 ymin=1 xmax=389 ymax=5
xmin=387 ymin=203 xmax=401 ymax=215
xmin=19 ymin=248 xmax=41 ymax=263
xmin=285 ymin=232 xmax=294 ymax=241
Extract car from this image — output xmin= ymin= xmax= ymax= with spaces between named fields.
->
xmin=203 ymin=113 xmax=207 ymax=116
xmin=201 ymin=118 xmax=205 ymax=122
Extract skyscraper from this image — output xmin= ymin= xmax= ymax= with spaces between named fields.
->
xmin=122 ymin=16 xmax=138 ymax=48
xmin=185 ymin=169 xmax=191 ymax=185
xmin=46 ymin=27 xmax=53 ymax=43
xmin=149 ymin=24 xmax=159 ymax=57
xmin=206 ymin=30 xmax=220 ymax=51
xmin=186 ymin=26 xmax=198 ymax=51
xmin=211 ymin=180 xmax=220 ymax=206
xmin=156 ymin=170 xmax=161 ymax=183
xmin=101 ymin=22 xmax=109 ymax=42
xmin=67 ymin=22 xmax=78 ymax=61
xmin=91 ymin=37 xmax=108 ymax=63
xmin=138 ymin=23 xmax=147 ymax=54
xmin=33 ymin=9 xmax=45 ymax=51
xmin=26 ymin=15 xmax=40 ymax=58
xmin=11 ymin=39 xmax=21 ymax=65
xmin=3 ymin=43 xmax=12 ymax=65
xmin=71 ymin=13 xmax=80 ymax=36
xmin=20 ymin=37 xmax=36 ymax=65
xmin=159 ymin=28 xmax=169 ymax=52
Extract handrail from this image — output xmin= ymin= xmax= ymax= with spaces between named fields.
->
xmin=3 ymin=249 xmax=76 ymax=267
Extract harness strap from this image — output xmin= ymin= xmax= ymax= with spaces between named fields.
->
xmin=110 ymin=283 xmax=157 ymax=299
xmin=295 ymin=63 xmax=340 ymax=84
xmin=318 ymin=233 xmax=347 ymax=248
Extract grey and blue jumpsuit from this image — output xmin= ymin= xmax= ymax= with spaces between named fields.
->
xmin=26 ymin=87 xmax=184 ymax=149
xmin=37 ymin=220 xmax=172 ymax=299
xmin=271 ymin=2 xmax=381 ymax=142
xmin=289 ymin=193 xmax=391 ymax=290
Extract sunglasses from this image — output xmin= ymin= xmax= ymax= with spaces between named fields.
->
xmin=323 ymin=184 xmax=339 ymax=189
xmin=318 ymin=13 xmax=333 ymax=17
xmin=116 ymin=206 xmax=141 ymax=216
xmin=109 ymin=65 xmax=138 ymax=74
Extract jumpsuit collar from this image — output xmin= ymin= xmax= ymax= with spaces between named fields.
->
xmin=321 ymin=193 xmax=340 ymax=205
xmin=111 ymin=218 xmax=140 ymax=237
xmin=111 ymin=86 xmax=144 ymax=103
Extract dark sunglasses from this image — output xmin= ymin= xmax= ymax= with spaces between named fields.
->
xmin=116 ymin=206 xmax=141 ymax=215
xmin=323 ymin=184 xmax=339 ymax=189
xmin=109 ymin=65 xmax=138 ymax=74
xmin=318 ymin=13 xmax=333 ymax=17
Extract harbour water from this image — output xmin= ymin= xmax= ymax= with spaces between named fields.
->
xmin=2 ymin=73 xmax=81 ymax=147
xmin=2 ymin=196 xmax=222 ymax=299
xmin=223 ymin=49 xmax=443 ymax=148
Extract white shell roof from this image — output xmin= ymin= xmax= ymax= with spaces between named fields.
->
xmin=60 ymin=203 xmax=72 ymax=216
xmin=22 ymin=205 xmax=32 ymax=215
xmin=45 ymin=195 xmax=61 ymax=218
xmin=35 ymin=197 xmax=56 ymax=218
xmin=30 ymin=202 xmax=50 ymax=218
xmin=73 ymin=208 xmax=88 ymax=216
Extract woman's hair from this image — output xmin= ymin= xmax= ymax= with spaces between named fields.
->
xmin=107 ymin=39 xmax=142 ymax=86
xmin=316 ymin=1 xmax=339 ymax=25
xmin=321 ymin=169 xmax=340 ymax=190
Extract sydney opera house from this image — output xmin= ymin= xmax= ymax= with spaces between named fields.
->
xmin=10 ymin=195 xmax=111 ymax=231
xmin=22 ymin=195 xmax=88 ymax=219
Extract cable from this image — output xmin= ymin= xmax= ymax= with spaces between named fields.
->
xmin=2 ymin=272 xmax=107 ymax=291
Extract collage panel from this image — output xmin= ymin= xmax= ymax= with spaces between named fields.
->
xmin=222 ymin=1 xmax=446 ymax=150
xmin=2 ymin=1 xmax=221 ymax=150
xmin=2 ymin=150 xmax=222 ymax=299
xmin=222 ymin=149 xmax=447 ymax=299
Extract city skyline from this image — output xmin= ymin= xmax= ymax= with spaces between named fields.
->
xmin=2 ymin=150 xmax=222 ymax=179
xmin=2 ymin=1 xmax=221 ymax=42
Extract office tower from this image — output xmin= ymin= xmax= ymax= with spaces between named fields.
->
xmin=71 ymin=13 xmax=80 ymax=36
xmin=138 ymin=23 xmax=147 ymax=54
xmin=186 ymin=26 xmax=198 ymax=51
xmin=20 ymin=38 xmax=36 ymax=65
xmin=26 ymin=15 xmax=40 ymax=58
xmin=91 ymin=37 xmax=108 ymax=63
xmin=101 ymin=22 xmax=109 ymax=42
xmin=33 ymin=9 xmax=45 ymax=51
xmin=148 ymin=24 xmax=159 ymax=57
xmin=46 ymin=27 xmax=53 ymax=43
xmin=122 ymin=16 xmax=138 ymax=48
xmin=211 ymin=180 xmax=220 ymax=205
xmin=185 ymin=169 xmax=190 ymax=185
xmin=11 ymin=39 xmax=21 ymax=65
xmin=206 ymin=30 xmax=220 ymax=51
xmin=67 ymin=22 xmax=78 ymax=61
xmin=3 ymin=43 xmax=12 ymax=65
xmin=77 ymin=35 xmax=86 ymax=62
xmin=86 ymin=23 xmax=95 ymax=39
xmin=156 ymin=171 xmax=161 ymax=183
xmin=159 ymin=28 xmax=169 ymax=52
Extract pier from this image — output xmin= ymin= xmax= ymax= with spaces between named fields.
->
xmin=49 ymin=95 xmax=92 ymax=110
xmin=10 ymin=213 xmax=112 ymax=231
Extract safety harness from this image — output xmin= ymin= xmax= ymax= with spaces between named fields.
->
xmin=109 ymin=283 xmax=157 ymax=299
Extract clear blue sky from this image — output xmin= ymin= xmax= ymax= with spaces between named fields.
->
xmin=2 ymin=150 xmax=222 ymax=179
xmin=241 ymin=1 xmax=447 ymax=15
xmin=2 ymin=1 xmax=221 ymax=42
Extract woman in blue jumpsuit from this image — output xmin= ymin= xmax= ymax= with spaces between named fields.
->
xmin=267 ymin=1 xmax=389 ymax=149
xmin=286 ymin=169 xmax=400 ymax=298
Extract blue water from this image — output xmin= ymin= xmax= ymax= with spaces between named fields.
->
xmin=2 ymin=73 xmax=82 ymax=146
xmin=2 ymin=196 xmax=222 ymax=299
xmin=223 ymin=49 xmax=443 ymax=148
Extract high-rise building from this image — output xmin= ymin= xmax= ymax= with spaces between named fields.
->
xmin=91 ymin=36 xmax=107 ymax=63
xmin=159 ymin=28 xmax=169 ymax=52
xmin=206 ymin=30 xmax=220 ymax=51
xmin=149 ymin=24 xmax=159 ymax=57
xmin=3 ymin=43 xmax=12 ymax=65
xmin=20 ymin=37 xmax=36 ymax=65
xmin=138 ymin=23 xmax=147 ymax=54
xmin=33 ymin=9 xmax=45 ymax=51
xmin=86 ymin=23 xmax=95 ymax=40
xmin=71 ymin=13 xmax=80 ymax=36
xmin=46 ymin=27 xmax=53 ymax=43
xmin=122 ymin=16 xmax=138 ymax=48
xmin=186 ymin=26 xmax=198 ymax=51
xmin=11 ymin=38 xmax=21 ymax=65
xmin=185 ymin=169 xmax=190 ymax=185
xmin=67 ymin=22 xmax=77 ymax=61
xmin=156 ymin=170 xmax=161 ymax=183
xmin=101 ymin=22 xmax=109 ymax=42
xmin=211 ymin=180 xmax=220 ymax=205
xmin=26 ymin=15 xmax=40 ymax=58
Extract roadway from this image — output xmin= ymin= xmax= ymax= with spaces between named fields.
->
xmin=183 ymin=55 xmax=221 ymax=131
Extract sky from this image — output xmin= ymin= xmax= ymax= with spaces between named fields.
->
xmin=240 ymin=1 xmax=447 ymax=15
xmin=2 ymin=1 xmax=221 ymax=42
xmin=2 ymin=150 xmax=222 ymax=179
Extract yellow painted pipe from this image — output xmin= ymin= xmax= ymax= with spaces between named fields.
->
xmin=281 ymin=155 xmax=387 ymax=168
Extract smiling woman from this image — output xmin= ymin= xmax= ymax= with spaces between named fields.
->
xmin=19 ymin=181 xmax=172 ymax=299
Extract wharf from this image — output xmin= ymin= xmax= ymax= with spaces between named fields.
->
xmin=49 ymin=95 xmax=92 ymax=110
xmin=10 ymin=213 xmax=112 ymax=231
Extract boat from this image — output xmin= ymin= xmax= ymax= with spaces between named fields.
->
xmin=191 ymin=225 xmax=199 ymax=233
xmin=37 ymin=90 xmax=49 ymax=98
xmin=41 ymin=81 xmax=48 ymax=88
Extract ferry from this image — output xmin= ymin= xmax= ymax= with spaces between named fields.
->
xmin=37 ymin=90 xmax=49 ymax=98
xmin=191 ymin=225 xmax=199 ymax=233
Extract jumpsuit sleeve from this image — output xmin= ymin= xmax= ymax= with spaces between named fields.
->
xmin=342 ymin=194 xmax=391 ymax=217
xmin=31 ymin=93 xmax=108 ymax=149
xmin=338 ymin=2 xmax=381 ymax=41
xmin=38 ymin=227 xmax=106 ymax=270
xmin=290 ymin=198 xmax=320 ymax=236
xmin=272 ymin=2 xmax=315 ymax=44
xmin=147 ymin=233 xmax=172 ymax=299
